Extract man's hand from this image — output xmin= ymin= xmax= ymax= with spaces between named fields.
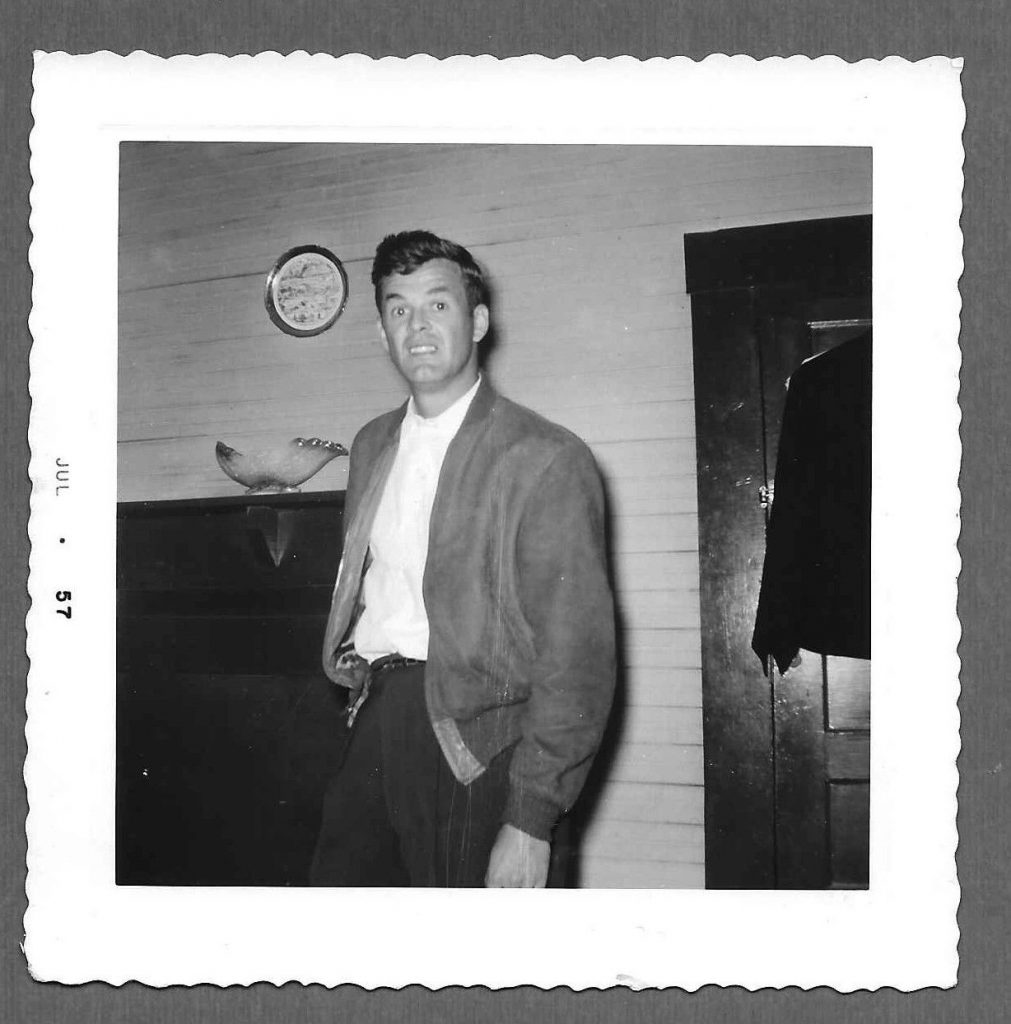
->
xmin=485 ymin=823 xmax=551 ymax=887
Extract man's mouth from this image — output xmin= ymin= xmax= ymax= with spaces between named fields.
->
xmin=407 ymin=344 xmax=437 ymax=355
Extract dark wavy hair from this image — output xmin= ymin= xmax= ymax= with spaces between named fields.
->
xmin=371 ymin=230 xmax=489 ymax=312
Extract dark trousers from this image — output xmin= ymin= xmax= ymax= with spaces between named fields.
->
xmin=309 ymin=663 xmax=512 ymax=887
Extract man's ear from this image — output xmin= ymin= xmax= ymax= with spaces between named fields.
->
xmin=472 ymin=304 xmax=490 ymax=344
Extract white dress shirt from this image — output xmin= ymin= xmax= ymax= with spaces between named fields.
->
xmin=353 ymin=377 xmax=481 ymax=662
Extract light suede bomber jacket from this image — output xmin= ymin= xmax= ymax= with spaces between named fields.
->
xmin=321 ymin=378 xmax=616 ymax=841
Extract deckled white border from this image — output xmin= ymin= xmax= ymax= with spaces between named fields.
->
xmin=26 ymin=53 xmax=963 ymax=990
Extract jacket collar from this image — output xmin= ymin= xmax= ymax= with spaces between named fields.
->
xmin=462 ymin=375 xmax=498 ymax=428
xmin=381 ymin=376 xmax=498 ymax=449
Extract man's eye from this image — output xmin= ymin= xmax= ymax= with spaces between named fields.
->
xmin=433 ymin=301 xmax=447 ymax=311
xmin=392 ymin=307 xmax=405 ymax=317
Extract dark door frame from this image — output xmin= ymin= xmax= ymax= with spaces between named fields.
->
xmin=685 ymin=215 xmax=872 ymax=888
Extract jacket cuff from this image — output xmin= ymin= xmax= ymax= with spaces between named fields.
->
xmin=502 ymin=789 xmax=559 ymax=842
xmin=325 ymin=644 xmax=370 ymax=690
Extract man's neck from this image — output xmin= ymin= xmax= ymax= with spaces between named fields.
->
xmin=410 ymin=374 xmax=480 ymax=419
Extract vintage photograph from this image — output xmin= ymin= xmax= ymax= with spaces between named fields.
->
xmin=115 ymin=141 xmax=872 ymax=891
xmin=26 ymin=53 xmax=960 ymax=988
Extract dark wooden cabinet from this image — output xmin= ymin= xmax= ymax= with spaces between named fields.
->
xmin=116 ymin=492 xmax=348 ymax=886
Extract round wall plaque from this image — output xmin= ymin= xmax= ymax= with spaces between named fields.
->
xmin=264 ymin=244 xmax=349 ymax=337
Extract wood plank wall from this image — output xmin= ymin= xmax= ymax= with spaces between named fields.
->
xmin=119 ymin=142 xmax=871 ymax=888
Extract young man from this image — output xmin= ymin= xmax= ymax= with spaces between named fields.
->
xmin=310 ymin=230 xmax=615 ymax=887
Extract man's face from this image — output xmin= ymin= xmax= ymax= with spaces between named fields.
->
xmin=377 ymin=259 xmax=489 ymax=401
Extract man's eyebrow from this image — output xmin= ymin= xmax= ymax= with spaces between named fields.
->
xmin=382 ymin=285 xmax=453 ymax=304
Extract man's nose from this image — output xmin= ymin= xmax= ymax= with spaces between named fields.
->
xmin=409 ymin=307 xmax=429 ymax=330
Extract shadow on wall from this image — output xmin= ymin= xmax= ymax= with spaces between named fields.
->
xmin=563 ymin=469 xmax=628 ymax=888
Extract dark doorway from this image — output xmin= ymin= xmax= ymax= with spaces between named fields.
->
xmin=686 ymin=215 xmax=871 ymax=889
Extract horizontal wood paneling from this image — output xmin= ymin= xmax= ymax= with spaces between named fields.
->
xmin=620 ymin=590 xmax=700 ymax=631
xmin=580 ymin=820 xmax=705 ymax=864
xmin=577 ymin=860 xmax=704 ymax=892
xmin=606 ymin=744 xmax=704 ymax=786
xmin=623 ymin=667 xmax=703 ymax=708
xmin=119 ymin=142 xmax=871 ymax=888
xmin=580 ymin=858 xmax=706 ymax=889
xmin=620 ymin=705 xmax=704 ymax=744
xmin=591 ymin=781 xmax=705 ymax=825
xmin=615 ymin=550 xmax=699 ymax=592
xmin=623 ymin=630 xmax=703 ymax=668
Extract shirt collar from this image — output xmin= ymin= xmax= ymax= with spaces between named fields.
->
xmin=403 ymin=375 xmax=482 ymax=438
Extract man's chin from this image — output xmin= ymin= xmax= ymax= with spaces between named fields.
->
xmin=407 ymin=372 xmax=441 ymax=389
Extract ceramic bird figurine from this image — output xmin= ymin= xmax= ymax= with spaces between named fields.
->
xmin=215 ymin=437 xmax=349 ymax=494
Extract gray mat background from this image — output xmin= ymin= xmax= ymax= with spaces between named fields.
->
xmin=4 ymin=4 xmax=1003 ymax=1020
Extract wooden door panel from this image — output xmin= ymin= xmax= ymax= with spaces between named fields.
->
xmin=826 ymin=732 xmax=871 ymax=780
xmin=776 ymin=656 xmax=871 ymax=888
xmin=773 ymin=652 xmax=829 ymax=888
xmin=828 ymin=782 xmax=870 ymax=888
xmin=826 ymin=656 xmax=871 ymax=731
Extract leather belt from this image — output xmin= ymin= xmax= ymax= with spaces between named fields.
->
xmin=370 ymin=653 xmax=425 ymax=676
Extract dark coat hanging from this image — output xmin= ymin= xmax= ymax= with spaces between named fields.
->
xmin=752 ymin=330 xmax=872 ymax=675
